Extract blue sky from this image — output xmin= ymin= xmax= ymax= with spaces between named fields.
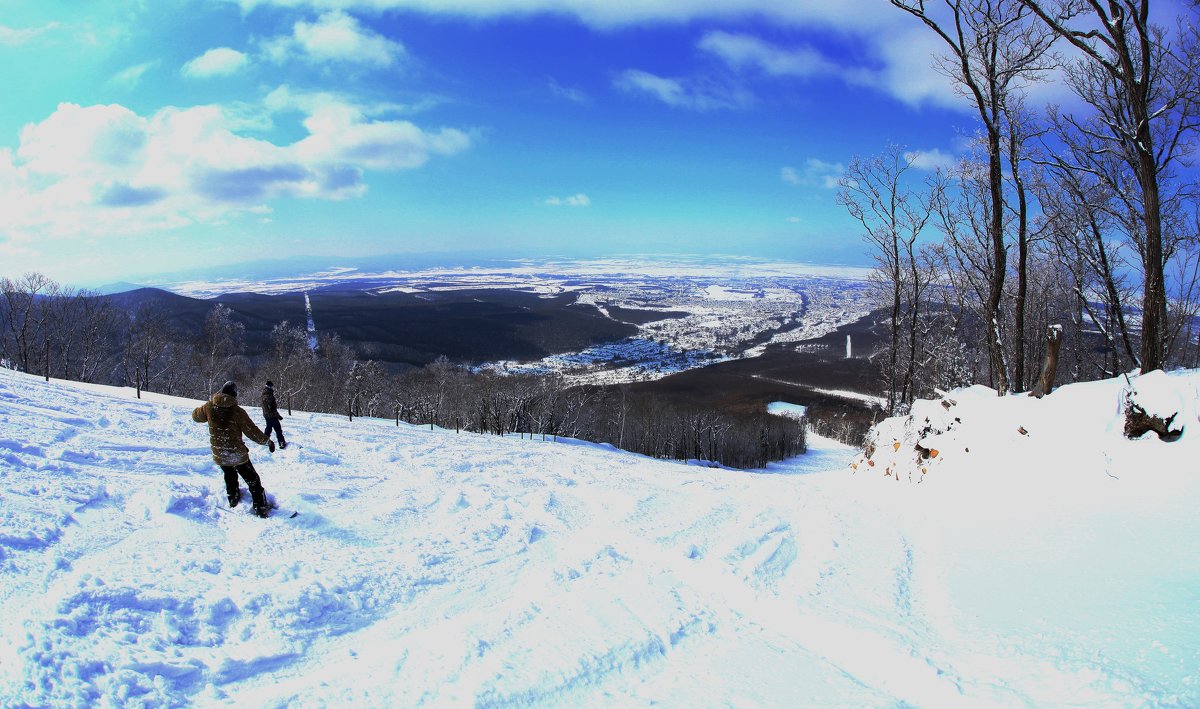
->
xmin=0 ymin=0 xmax=1089 ymax=284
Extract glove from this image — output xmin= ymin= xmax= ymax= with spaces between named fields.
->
xmin=268 ymin=440 xmax=276 ymax=453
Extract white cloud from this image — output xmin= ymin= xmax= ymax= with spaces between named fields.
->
xmin=108 ymin=61 xmax=159 ymax=89
xmin=263 ymin=84 xmax=442 ymax=118
xmin=264 ymin=11 xmax=403 ymax=66
xmin=181 ymin=48 xmax=250 ymax=79
xmin=17 ymin=103 xmax=149 ymax=177
xmin=614 ymin=69 xmax=750 ymax=111
xmin=806 ymin=158 xmax=844 ymax=189
xmin=904 ymin=148 xmax=954 ymax=171
xmin=545 ymin=193 xmax=590 ymax=207
xmin=614 ymin=70 xmax=686 ymax=106
xmin=0 ymin=22 xmax=59 ymax=46
xmin=228 ymin=0 xmax=1074 ymax=115
xmin=700 ymin=29 xmax=964 ymax=111
xmin=548 ymin=79 xmax=589 ymax=105
xmin=0 ymin=99 xmax=471 ymax=241
xmin=233 ymin=0 xmax=898 ymax=32
xmin=874 ymin=26 xmax=964 ymax=110
xmin=782 ymin=159 xmax=844 ymax=189
xmin=699 ymin=31 xmax=838 ymax=79
xmin=230 ymin=0 xmax=1056 ymax=115
xmin=699 ymin=31 xmax=878 ymax=90
xmin=294 ymin=102 xmax=470 ymax=170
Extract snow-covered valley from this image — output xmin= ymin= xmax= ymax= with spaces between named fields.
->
xmin=1 ymin=366 xmax=1198 ymax=707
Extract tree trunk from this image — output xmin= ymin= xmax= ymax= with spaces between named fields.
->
xmin=888 ymin=261 xmax=901 ymax=413
xmin=1010 ymin=131 xmax=1029 ymax=390
xmin=1139 ymin=160 xmax=1166 ymax=372
xmin=986 ymin=126 xmax=1010 ymax=394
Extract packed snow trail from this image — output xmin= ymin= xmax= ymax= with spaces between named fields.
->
xmin=0 ymin=367 xmax=1198 ymax=707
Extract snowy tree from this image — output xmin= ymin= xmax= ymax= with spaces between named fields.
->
xmin=0 ymin=272 xmax=55 ymax=373
xmin=837 ymin=145 xmax=935 ymax=413
xmin=267 ymin=322 xmax=315 ymax=415
xmin=195 ymin=304 xmax=246 ymax=397
xmin=1019 ymin=0 xmax=1200 ymax=371
xmin=891 ymin=0 xmax=1057 ymax=393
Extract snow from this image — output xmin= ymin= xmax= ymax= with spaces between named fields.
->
xmin=767 ymin=401 xmax=808 ymax=419
xmin=2 ymin=366 xmax=1199 ymax=706
xmin=702 ymin=285 xmax=758 ymax=301
xmin=161 ymin=256 xmax=871 ymax=299
xmin=784 ymin=384 xmax=887 ymax=408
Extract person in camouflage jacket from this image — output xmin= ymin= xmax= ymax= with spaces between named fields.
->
xmin=192 ymin=380 xmax=275 ymax=517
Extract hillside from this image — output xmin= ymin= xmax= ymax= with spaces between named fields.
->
xmin=102 ymin=287 xmax=637 ymax=369
xmin=1 ymin=367 xmax=1198 ymax=706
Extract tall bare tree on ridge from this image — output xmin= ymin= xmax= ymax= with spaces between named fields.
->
xmin=1017 ymin=0 xmax=1200 ymax=372
xmin=891 ymin=0 xmax=1057 ymax=393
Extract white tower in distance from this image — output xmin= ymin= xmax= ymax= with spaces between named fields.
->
xmin=846 ymin=335 xmax=852 ymax=359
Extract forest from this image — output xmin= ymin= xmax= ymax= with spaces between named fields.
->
xmin=843 ymin=0 xmax=1200 ymax=416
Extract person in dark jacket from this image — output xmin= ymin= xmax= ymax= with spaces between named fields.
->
xmin=261 ymin=380 xmax=288 ymax=449
xmin=193 ymin=380 xmax=275 ymax=517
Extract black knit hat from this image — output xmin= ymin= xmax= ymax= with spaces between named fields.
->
xmin=266 ymin=380 xmax=274 ymax=388
xmin=221 ymin=381 xmax=238 ymax=397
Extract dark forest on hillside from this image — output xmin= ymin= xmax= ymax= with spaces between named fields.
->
xmin=106 ymin=287 xmax=637 ymax=369
xmin=0 ymin=275 xmax=805 ymax=468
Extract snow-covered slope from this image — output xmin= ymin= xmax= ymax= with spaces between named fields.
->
xmin=1 ymin=367 xmax=1198 ymax=707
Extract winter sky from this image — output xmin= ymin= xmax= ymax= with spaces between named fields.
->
xmin=1 ymin=0 xmax=1192 ymax=285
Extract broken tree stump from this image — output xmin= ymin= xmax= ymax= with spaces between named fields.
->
xmin=1123 ymin=401 xmax=1185 ymax=441
xmin=1030 ymin=325 xmax=1063 ymax=399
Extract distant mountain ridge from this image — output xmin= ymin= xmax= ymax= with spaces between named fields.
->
xmin=91 ymin=281 xmax=148 ymax=296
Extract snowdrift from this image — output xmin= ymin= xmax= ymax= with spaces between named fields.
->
xmin=855 ymin=369 xmax=1199 ymax=486
xmin=1 ymin=367 xmax=1198 ymax=707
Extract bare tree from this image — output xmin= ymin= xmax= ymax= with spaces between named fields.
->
xmin=1002 ymin=94 xmax=1053 ymax=389
xmin=310 ymin=333 xmax=357 ymax=413
xmin=424 ymin=355 xmax=459 ymax=427
xmin=838 ymin=145 xmax=935 ymax=413
xmin=346 ymin=360 xmax=388 ymax=419
xmin=1019 ymin=0 xmax=1200 ymax=371
xmin=268 ymin=321 xmax=315 ymax=415
xmin=0 ymin=272 xmax=55 ymax=373
xmin=125 ymin=303 xmax=177 ymax=396
xmin=73 ymin=293 xmax=120 ymax=384
xmin=1164 ymin=221 xmax=1200 ymax=365
xmin=1037 ymin=158 xmax=1141 ymax=372
xmin=892 ymin=0 xmax=1057 ymax=393
xmin=195 ymin=303 xmax=246 ymax=396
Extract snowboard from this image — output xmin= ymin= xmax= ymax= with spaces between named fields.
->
xmin=216 ymin=502 xmax=299 ymax=519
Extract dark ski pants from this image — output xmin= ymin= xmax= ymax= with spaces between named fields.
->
xmin=264 ymin=417 xmax=287 ymax=447
xmin=221 ymin=461 xmax=266 ymax=509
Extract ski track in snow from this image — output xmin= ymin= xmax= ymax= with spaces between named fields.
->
xmin=1 ymin=367 xmax=1198 ymax=707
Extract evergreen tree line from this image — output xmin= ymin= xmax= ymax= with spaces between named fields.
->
xmin=0 ymin=277 xmax=804 ymax=468
xmin=843 ymin=0 xmax=1200 ymax=415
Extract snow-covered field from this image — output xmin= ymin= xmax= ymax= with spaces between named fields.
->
xmin=160 ymin=256 xmax=871 ymax=299
xmin=2 ymin=366 xmax=1198 ymax=707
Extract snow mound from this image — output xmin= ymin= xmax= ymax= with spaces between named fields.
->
xmin=1 ymin=367 xmax=1199 ymax=706
xmin=853 ymin=369 xmax=1199 ymax=485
